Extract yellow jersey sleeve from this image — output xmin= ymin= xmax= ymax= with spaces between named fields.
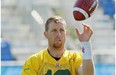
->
xmin=73 ymin=52 xmax=82 ymax=69
xmin=21 ymin=54 xmax=40 ymax=75
xmin=68 ymin=51 xmax=82 ymax=75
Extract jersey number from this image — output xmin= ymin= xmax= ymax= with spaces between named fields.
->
xmin=45 ymin=69 xmax=71 ymax=75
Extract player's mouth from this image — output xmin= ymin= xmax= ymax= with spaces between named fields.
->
xmin=55 ymin=39 xmax=62 ymax=43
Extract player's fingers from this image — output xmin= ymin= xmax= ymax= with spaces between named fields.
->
xmin=82 ymin=24 xmax=88 ymax=31
xmin=89 ymin=28 xmax=93 ymax=34
xmin=82 ymin=23 xmax=91 ymax=31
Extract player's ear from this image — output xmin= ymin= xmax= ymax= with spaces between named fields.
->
xmin=66 ymin=30 xmax=68 ymax=36
xmin=44 ymin=31 xmax=48 ymax=39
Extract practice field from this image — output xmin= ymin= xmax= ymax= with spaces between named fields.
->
xmin=1 ymin=64 xmax=115 ymax=75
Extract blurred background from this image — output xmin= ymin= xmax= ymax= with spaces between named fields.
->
xmin=1 ymin=0 xmax=115 ymax=75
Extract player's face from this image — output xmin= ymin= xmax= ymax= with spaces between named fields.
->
xmin=45 ymin=22 xmax=67 ymax=48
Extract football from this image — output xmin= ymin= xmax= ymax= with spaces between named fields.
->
xmin=73 ymin=0 xmax=98 ymax=21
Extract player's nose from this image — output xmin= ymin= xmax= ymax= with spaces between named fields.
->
xmin=56 ymin=31 xmax=62 ymax=37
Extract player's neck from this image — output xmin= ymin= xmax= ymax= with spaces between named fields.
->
xmin=47 ymin=47 xmax=64 ymax=58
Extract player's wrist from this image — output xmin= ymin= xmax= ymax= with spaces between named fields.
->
xmin=80 ymin=42 xmax=92 ymax=60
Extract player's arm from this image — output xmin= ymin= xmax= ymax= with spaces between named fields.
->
xmin=77 ymin=42 xmax=94 ymax=75
xmin=21 ymin=56 xmax=39 ymax=75
xmin=21 ymin=62 xmax=37 ymax=75
xmin=75 ymin=24 xmax=94 ymax=75
xmin=77 ymin=59 xmax=94 ymax=75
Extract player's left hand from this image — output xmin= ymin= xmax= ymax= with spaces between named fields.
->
xmin=75 ymin=23 xmax=93 ymax=42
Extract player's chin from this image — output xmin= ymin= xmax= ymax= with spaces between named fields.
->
xmin=53 ymin=43 xmax=62 ymax=48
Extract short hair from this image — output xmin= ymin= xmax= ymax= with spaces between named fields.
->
xmin=45 ymin=16 xmax=66 ymax=31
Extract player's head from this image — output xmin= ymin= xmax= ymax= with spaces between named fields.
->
xmin=44 ymin=16 xmax=68 ymax=49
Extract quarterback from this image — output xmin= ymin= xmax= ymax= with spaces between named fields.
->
xmin=21 ymin=16 xmax=94 ymax=75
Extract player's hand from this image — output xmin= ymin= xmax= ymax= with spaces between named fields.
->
xmin=75 ymin=23 xmax=93 ymax=42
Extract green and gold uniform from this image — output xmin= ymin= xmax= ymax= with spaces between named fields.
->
xmin=21 ymin=49 xmax=82 ymax=75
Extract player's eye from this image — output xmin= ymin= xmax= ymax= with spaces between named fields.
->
xmin=60 ymin=29 xmax=65 ymax=32
xmin=52 ymin=29 xmax=57 ymax=32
